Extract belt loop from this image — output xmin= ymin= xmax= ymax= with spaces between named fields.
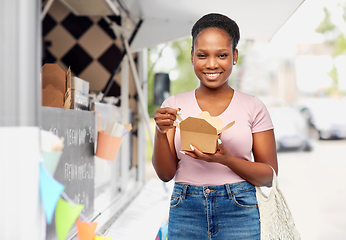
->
xmin=225 ymin=184 xmax=232 ymax=199
xmin=182 ymin=184 xmax=188 ymax=199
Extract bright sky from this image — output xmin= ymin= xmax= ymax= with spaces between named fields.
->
xmin=151 ymin=45 xmax=177 ymax=75
xmin=272 ymin=0 xmax=344 ymax=44
xmin=271 ymin=0 xmax=346 ymax=94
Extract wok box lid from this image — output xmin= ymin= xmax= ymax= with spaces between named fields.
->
xmin=175 ymin=111 xmax=235 ymax=153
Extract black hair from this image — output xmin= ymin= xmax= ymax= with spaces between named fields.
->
xmin=191 ymin=13 xmax=240 ymax=52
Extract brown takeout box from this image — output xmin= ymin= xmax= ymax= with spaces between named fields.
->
xmin=41 ymin=63 xmax=71 ymax=109
xmin=175 ymin=111 xmax=235 ymax=154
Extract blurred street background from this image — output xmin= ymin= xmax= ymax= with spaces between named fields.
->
xmin=277 ymin=136 xmax=346 ymax=239
xmin=145 ymin=0 xmax=346 ymax=239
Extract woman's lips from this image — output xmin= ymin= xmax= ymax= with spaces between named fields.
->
xmin=204 ymin=72 xmax=221 ymax=80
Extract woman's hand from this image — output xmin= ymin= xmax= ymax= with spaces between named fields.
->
xmin=152 ymin=107 xmax=180 ymax=182
xmin=180 ymin=130 xmax=278 ymax=187
xmin=181 ymin=139 xmax=233 ymax=165
xmin=154 ymin=107 xmax=180 ymax=134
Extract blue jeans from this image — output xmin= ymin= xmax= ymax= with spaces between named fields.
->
xmin=168 ymin=181 xmax=260 ymax=240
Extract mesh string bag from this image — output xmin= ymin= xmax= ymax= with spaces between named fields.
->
xmin=256 ymin=167 xmax=301 ymax=240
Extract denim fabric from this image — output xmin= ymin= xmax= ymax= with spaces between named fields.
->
xmin=168 ymin=181 xmax=260 ymax=240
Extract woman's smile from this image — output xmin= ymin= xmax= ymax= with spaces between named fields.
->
xmin=204 ymin=72 xmax=222 ymax=81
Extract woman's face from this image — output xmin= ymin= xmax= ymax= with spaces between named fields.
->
xmin=191 ymin=27 xmax=238 ymax=89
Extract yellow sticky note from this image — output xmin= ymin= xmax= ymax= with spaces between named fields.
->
xmin=95 ymin=236 xmax=111 ymax=240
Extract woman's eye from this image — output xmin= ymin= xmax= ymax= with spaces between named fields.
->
xmin=197 ymin=54 xmax=206 ymax=58
xmin=219 ymin=54 xmax=228 ymax=58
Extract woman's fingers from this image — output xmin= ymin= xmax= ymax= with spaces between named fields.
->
xmin=184 ymin=145 xmax=211 ymax=160
xmin=157 ymin=107 xmax=179 ymax=115
xmin=155 ymin=107 xmax=178 ymax=120
xmin=183 ymin=139 xmax=230 ymax=163
xmin=154 ymin=107 xmax=179 ymax=133
xmin=217 ymin=138 xmax=225 ymax=154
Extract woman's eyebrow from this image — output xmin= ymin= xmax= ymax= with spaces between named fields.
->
xmin=196 ymin=48 xmax=231 ymax=52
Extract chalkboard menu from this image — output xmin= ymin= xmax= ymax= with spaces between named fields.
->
xmin=41 ymin=107 xmax=96 ymax=239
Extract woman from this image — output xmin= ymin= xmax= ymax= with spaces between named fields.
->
xmin=152 ymin=13 xmax=278 ymax=240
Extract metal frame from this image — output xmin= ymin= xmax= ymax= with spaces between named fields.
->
xmin=104 ymin=17 xmax=154 ymax=145
xmin=0 ymin=0 xmax=43 ymax=239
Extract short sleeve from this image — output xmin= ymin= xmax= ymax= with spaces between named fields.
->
xmin=251 ymin=97 xmax=273 ymax=133
xmin=161 ymin=95 xmax=176 ymax=109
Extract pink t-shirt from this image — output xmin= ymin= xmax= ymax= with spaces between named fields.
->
xmin=161 ymin=89 xmax=273 ymax=186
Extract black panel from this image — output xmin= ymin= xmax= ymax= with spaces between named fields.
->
xmin=61 ymin=13 xmax=93 ymax=39
xmin=42 ymin=13 xmax=57 ymax=37
xmin=108 ymin=15 xmax=122 ymax=25
xmin=97 ymin=44 xmax=122 ymax=74
xmin=154 ymin=73 xmax=170 ymax=105
xmin=61 ymin=44 xmax=93 ymax=75
xmin=42 ymin=48 xmax=57 ymax=66
xmin=105 ymin=80 xmax=121 ymax=98
xmin=97 ymin=16 xmax=122 ymax=40
xmin=41 ymin=107 xmax=95 ymax=240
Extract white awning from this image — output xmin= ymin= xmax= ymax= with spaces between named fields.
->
xmin=125 ymin=0 xmax=305 ymax=50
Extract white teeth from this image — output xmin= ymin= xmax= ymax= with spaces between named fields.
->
xmin=206 ymin=73 xmax=219 ymax=77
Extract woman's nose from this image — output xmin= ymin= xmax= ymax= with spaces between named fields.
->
xmin=206 ymin=57 xmax=219 ymax=69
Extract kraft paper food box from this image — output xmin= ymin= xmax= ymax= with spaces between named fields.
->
xmin=41 ymin=63 xmax=71 ymax=109
xmin=175 ymin=111 xmax=235 ymax=154
xmin=42 ymin=64 xmax=90 ymax=110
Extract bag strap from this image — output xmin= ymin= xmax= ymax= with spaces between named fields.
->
xmin=256 ymin=165 xmax=277 ymax=200
xmin=268 ymin=165 xmax=277 ymax=189
xmin=256 ymin=166 xmax=301 ymax=238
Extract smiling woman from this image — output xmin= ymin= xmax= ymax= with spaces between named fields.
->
xmin=151 ymin=13 xmax=278 ymax=240
xmin=192 ymin=27 xmax=237 ymax=95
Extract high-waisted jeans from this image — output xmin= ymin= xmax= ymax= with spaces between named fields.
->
xmin=168 ymin=181 xmax=260 ymax=240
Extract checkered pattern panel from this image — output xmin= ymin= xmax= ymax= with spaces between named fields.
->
xmin=42 ymin=0 xmax=123 ymax=93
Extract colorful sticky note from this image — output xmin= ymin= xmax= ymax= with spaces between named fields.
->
xmin=39 ymin=162 xmax=65 ymax=224
xmin=160 ymin=223 xmax=168 ymax=240
xmin=76 ymin=220 xmax=97 ymax=240
xmin=55 ymin=198 xmax=84 ymax=240
xmin=41 ymin=150 xmax=62 ymax=176
xmin=94 ymin=236 xmax=111 ymax=240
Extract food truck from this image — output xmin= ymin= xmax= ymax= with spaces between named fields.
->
xmin=0 ymin=0 xmax=304 ymax=239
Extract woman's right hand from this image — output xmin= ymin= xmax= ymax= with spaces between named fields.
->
xmin=152 ymin=107 xmax=180 ymax=182
xmin=154 ymin=107 xmax=179 ymax=134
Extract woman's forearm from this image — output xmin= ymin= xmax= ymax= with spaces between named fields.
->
xmin=221 ymin=157 xmax=275 ymax=187
xmin=152 ymin=129 xmax=178 ymax=182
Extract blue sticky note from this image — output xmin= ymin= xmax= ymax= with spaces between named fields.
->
xmin=39 ymin=162 xmax=65 ymax=224
xmin=161 ymin=223 xmax=168 ymax=240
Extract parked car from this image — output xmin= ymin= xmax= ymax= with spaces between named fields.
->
xmin=269 ymin=106 xmax=312 ymax=152
xmin=300 ymin=98 xmax=346 ymax=140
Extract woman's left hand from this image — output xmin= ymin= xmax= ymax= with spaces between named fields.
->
xmin=181 ymin=139 xmax=233 ymax=165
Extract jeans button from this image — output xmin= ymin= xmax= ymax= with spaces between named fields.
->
xmin=205 ymin=188 xmax=211 ymax=194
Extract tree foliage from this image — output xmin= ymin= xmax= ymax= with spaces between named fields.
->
xmin=170 ymin=39 xmax=199 ymax=95
xmin=315 ymin=2 xmax=346 ymax=95
xmin=315 ymin=8 xmax=336 ymax=35
xmin=147 ymin=38 xmax=198 ymax=116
